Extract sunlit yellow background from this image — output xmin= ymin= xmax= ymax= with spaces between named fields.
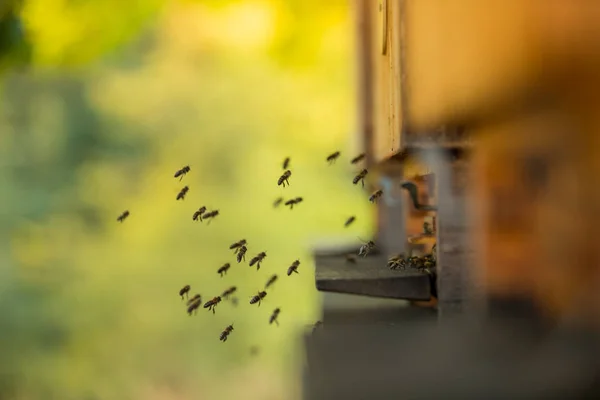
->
xmin=0 ymin=1 xmax=374 ymax=399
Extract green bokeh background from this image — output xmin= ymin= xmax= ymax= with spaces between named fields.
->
xmin=0 ymin=1 xmax=373 ymax=398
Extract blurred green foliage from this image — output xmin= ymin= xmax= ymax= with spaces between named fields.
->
xmin=0 ymin=1 xmax=369 ymax=399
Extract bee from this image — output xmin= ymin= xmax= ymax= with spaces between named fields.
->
xmin=312 ymin=320 xmax=323 ymax=333
xmin=117 ymin=210 xmax=130 ymax=223
xmin=287 ymin=259 xmax=300 ymax=276
xmin=187 ymin=294 xmax=201 ymax=305
xmin=423 ymin=221 xmax=434 ymax=235
xmin=217 ymin=263 xmax=230 ymax=277
xmin=249 ymin=291 xmax=267 ymax=306
xmin=345 ymin=253 xmax=357 ymax=263
xmin=179 ymin=285 xmax=191 ymax=300
xmin=282 ymin=157 xmax=291 ymax=170
xmin=236 ymin=245 xmax=247 ymax=263
xmin=326 ymin=151 xmax=341 ymax=164
xmin=193 ymin=206 xmax=206 ymax=221
xmin=358 ymin=239 xmax=375 ymax=257
xmin=352 ymin=169 xmax=368 ymax=187
xmin=369 ymin=189 xmax=383 ymax=203
xmin=350 ymin=153 xmax=365 ymax=164
xmin=203 ymin=296 xmax=222 ymax=314
xmin=176 ymin=186 xmax=189 ymax=201
xmin=187 ymin=297 xmax=202 ymax=316
xmin=285 ymin=197 xmax=303 ymax=209
xmin=221 ymin=286 xmax=237 ymax=299
xmin=273 ymin=197 xmax=284 ymax=208
xmin=344 ymin=216 xmax=356 ymax=227
xmin=250 ymin=346 xmax=260 ymax=356
xmin=269 ymin=308 xmax=281 ymax=326
xmin=387 ymin=254 xmax=407 ymax=270
xmin=174 ymin=165 xmax=191 ymax=181
xmin=265 ymin=274 xmax=278 ymax=289
xmin=229 ymin=239 xmax=247 ymax=253
xmin=219 ymin=324 xmax=234 ymax=342
xmin=407 ymin=256 xmax=424 ymax=270
xmin=278 ymin=170 xmax=292 ymax=187
xmin=249 ymin=252 xmax=267 ymax=270
xmin=203 ymin=210 xmax=219 ymax=224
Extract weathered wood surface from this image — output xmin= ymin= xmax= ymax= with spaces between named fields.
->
xmin=314 ymin=252 xmax=432 ymax=301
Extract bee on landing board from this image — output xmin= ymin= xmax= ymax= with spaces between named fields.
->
xmin=285 ymin=197 xmax=303 ymax=209
xmin=217 ymin=263 xmax=230 ymax=277
xmin=249 ymin=291 xmax=267 ymax=306
xmin=174 ymin=165 xmax=191 ymax=181
xmin=273 ymin=197 xmax=284 ymax=208
xmin=203 ymin=296 xmax=222 ymax=314
xmin=249 ymin=252 xmax=267 ymax=270
xmin=229 ymin=239 xmax=247 ymax=254
xmin=278 ymin=170 xmax=292 ymax=187
xmin=350 ymin=153 xmax=365 ymax=164
xmin=236 ymin=245 xmax=247 ymax=263
xmin=352 ymin=169 xmax=368 ymax=187
xmin=269 ymin=308 xmax=281 ymax=326
xmin=344 ymin=216 xmax=356 ymax=227
xmin=219 ymin=324 xmax=234 ymax=342
xmin=202 ymin=210 xmax=219 ymax=224
xmin=179 ymin=285 xmax=191 ymax=300
xmin=387 ymin=254 xmax=407 ymax=270
xmin=326 ymin=151 xmax=341 ymax=164
xmin=358 ymin=239 xmax=375 ymax=257
xmin=282 ymin=157 xmax=290 ymax=170
xmin=187 ymin=296 xmax=202 ymax=316
xmin=117 ymin=210 xmax=130 ymax=223
xmin=369 ymin=189 xmax=383 ymax=203
xmin=176 ymin=186 xmax=189 ymax=201
xmin=287 ymin=260 xmax=300 ymax=276
xmin=193 ymin=207 xmax=207 ymax=221
xmin=221 ymin=286 xmax=237 ymax=300
xmin=265 ymin=274 xmax=278 ymax=289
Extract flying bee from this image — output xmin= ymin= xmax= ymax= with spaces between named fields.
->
xmin=312 ymin=320 xmax=323 ymax=333
xmin=203 ymin=210 xmax=219 ymax=224
xmin=187 ymin=298 xmax=202 ymax=316
xmin=387 ymin=254 xmax=407 ymax=270
xmin=278 ymin=170 xmax=292 ymax=187
xmin=265 ymin=274 xmax=278 ymax=289
xmin=282 ymin=157 xmax=291 ymax=170
xmin=344 ymin=216 xmax=356 ymax=227
xmin=269 ymin=308 xmax=281 ymax=326
xmin=287 ymin=259 xmax=300 ymax=276
xmin=192 ymin=206 xmax=207 ymax=221
xmin=203 ymin=296 xmax=222 ymax=314
xmin=187 ymin=294 xmax=201 ymax=306
xmin=174 ymin=165 xmax=191 ymax=181
xmin=423 ymin=221 xmax=434 ymax=235
xmin=217 ymin=263 xmax=230 ymax=277
xmin=285 ymin=197 xmax=303 ymax=209
xmin=249 ymin=291 xmax=267 ymax=306
xmin=236 ymin=245 xmax=247 ymax=263
xmin=345 ymin=253 xmax=357 ymax=263
xmin=219 ymin=324 xmax=234 ymax=342
xmin=179 ymin=285 xmax=191 ymax=300
xmin=176 ymin=186 xmax=189 ymax=201
xmin=229 ymin=239 xmax=247 ymax=253
xmin=249 ymin=252 xmax=267 ymax=270
xmin=350 ymin=153 xmax=365 ymax=164
xmin=358 ymin=239 xmax=375 ymax=257
xmin=369 ymin=189 xmax=383 ymax=203
xmin=250 ymin=346 xmax=260 ymax=356
xmin=326 ymin=151 xmax=341 ymax=164
xmin=221 ymin=286 xmax=237 ymax=300
xmin=273 ymin=197 xmax=284 ymax=208
xmin=352 ymin=169 xmax=368 ymax=187
xmin=117 ymin=210 xmax=130 ymax=222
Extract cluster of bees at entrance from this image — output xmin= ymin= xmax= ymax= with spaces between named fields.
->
xmin=114 ymin=150 xmax=436 ymax=345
